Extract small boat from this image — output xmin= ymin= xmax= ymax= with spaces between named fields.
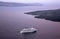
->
xmin=20 ymin=28 xmax=37 ymax=34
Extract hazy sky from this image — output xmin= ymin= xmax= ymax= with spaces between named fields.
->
xmin=0 ymin=0 xmax=60 ymax=3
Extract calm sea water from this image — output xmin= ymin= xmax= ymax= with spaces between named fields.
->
xmin=0 ymin=5 xmax=60 ymax=39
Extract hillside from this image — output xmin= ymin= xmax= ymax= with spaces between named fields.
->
xmin=25 ymin=9 xmax=60 ymax=22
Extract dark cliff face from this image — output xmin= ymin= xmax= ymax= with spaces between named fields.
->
xmin=25 ymin=9 xmax=60 ymax=22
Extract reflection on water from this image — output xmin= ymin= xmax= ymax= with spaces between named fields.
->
xmin=20 ymin=33 xmax=36 ymax=39
xmin=0 ymin=6 xmax=60 ymax=39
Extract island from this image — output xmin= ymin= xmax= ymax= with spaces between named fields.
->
xmin=25 ymin=9 xmax=60 ymax=22
xmin=0 ymin=1 xmax=42 ymax=7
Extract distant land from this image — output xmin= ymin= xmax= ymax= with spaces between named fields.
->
xmin=0 ymin=1 xmax=42 ymax=7
xmin=25 ymin=9 xmax=60 ymax=22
